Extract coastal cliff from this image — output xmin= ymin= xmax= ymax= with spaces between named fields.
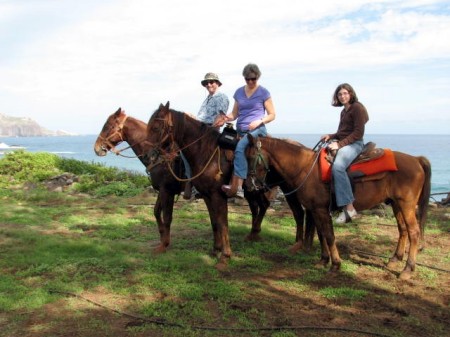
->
xmin=0 ymin=113 xmax=74 ymax=137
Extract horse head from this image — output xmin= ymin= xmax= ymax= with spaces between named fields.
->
xmin=94 ymin=107 xmax=128 ymax=156
xmin=146 ymin=102 xmax=173 ymax=148
xmin=146 ymin=101 xmax=184 ymax=164
xmin=246 ymin=134 xmax=271 ymax=192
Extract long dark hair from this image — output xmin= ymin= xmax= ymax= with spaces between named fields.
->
xmin=331 ymin=83 xmax=358 ymax=107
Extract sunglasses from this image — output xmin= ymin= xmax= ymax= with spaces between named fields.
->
xmin=204 ymin=80 xmax=216 ymax=86
xmin=245 ymin=77 xmax=257 ymax=82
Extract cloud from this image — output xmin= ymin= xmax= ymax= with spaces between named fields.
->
xmin=0 ymin=0 xmax=449 ymax=134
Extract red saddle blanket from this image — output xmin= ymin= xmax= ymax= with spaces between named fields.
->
xmin=319 ymin=148 xmax=398 ymax=183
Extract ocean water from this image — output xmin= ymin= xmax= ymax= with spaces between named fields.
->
xmin=1 ymin=134 xmax=449 ymax=201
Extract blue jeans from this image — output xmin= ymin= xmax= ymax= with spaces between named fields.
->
xmin=332 ymin=140 xmax=364 ymax=207
xmin=234 ymin=125 xmax=268 ymax=179
xmin=180 ymin=151 xmax=191 ymax=178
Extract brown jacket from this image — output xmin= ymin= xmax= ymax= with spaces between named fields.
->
xmin=329 ymin=101 xmax=369 ymax=148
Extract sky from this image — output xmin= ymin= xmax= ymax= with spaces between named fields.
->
xmin=1 ymin=0 xmax=450 ymax=135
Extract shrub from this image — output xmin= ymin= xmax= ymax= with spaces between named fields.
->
xmin=0 ymin=150 xmax=60 ymax=182
xmin=0 ymin=151 xmax=149 ymax=196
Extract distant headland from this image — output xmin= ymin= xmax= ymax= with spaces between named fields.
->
xmin=0 ymin=113 xmax=76 ymax=137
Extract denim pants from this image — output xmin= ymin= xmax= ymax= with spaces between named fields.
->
xmin=180 ymin=151 xmax=191 ymax=178
xmin=233 ymin=125 xmax=268 ymax=179
xmin=332 ymin=140 xmax=364 ymax=207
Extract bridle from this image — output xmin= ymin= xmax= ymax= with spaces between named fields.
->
xmin=146 ymin=111 xmax=224 ymax=182
xmin=248 ymin=138 xmax=271 ymax=192
xmin=98 ymin=113 xmax=144 ymax=158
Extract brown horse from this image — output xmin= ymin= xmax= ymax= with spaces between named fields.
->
xmin=94 ymin=108 xmax=185 ymax=253
xmin=246 ymin=135 xmax=431 ymax=280
xmin=94 ymin=108 xmax=306 ymax=257
xmin=145 ymin=102 xmax=313 ymax=268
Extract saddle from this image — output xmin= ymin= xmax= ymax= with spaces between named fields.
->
xmin=218 ymin=123 xmax=239 ymax=150
xmin=325 ymin=141 xmax=383 ymax=164
xmin=320 ymin=142 xmax=398 ymax=183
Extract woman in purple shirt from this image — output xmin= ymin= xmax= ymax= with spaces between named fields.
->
xmin=214 ymin=63 xmax=276 ymax=198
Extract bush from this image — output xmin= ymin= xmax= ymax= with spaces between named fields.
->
xmin=0 ymin=150 xmax=149 ymax=196
xmin=0 ymin=150 xmax=60 ymax=182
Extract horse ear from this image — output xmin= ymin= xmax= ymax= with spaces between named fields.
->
xmin=115 ymin=107 xmax=122 ymax=116
xmin=157 ymin=102 xmax=170 ymax=117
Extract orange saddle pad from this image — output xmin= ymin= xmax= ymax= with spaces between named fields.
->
xmin=319 ymin=148 xmax=398 ymax=183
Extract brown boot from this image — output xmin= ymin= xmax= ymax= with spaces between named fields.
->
xmin=183 ymin=181 xmax=192 ymax=200
xmin=221 ymin=175 xmax=244 ymax=198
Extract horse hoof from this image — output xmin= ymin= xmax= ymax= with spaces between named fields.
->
xmin=314 ymin=260 xmax=329 ymax=269
xmin=288 ymin=242 xmax=302 ymax=255
xmin=329 ymin=263 xmax=341 ymax=273
xmin=209 ymin=250 xmax=221 ymax=258
xmin=245 ymin=233 xmax=262 ymax=242
xmin=386 ymin=259 xmax=399 ymax=269
xmin=398 ymin=270 xmax=412 ymax=281
xmin=303 ymin=244 xmax=313 ymax=253
xmin=215 ymin=258 xmax=229 ymax=272
xmin=152 ymin=245 xmax=167 ymax=254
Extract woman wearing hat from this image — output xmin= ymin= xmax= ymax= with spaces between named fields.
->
xmin=183 ymin=72 xmax=229 ymax=199
xmin=214 ymin=63 xmax=276 ymax=198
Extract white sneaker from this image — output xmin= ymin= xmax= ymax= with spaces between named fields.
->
xmin=235 ymin=187 xmax=244 ymax=199
xmin=335 ymin=209 xmax=358 ymax=224
xmin=221 ymin=185 xmax=244 ymax=199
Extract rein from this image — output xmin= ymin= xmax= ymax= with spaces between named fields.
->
xmin=283 ymin=140 xmax=327 ymax=196
xmin=148 ymin=112 xmax=224 ymax=183
xmin=169 ymin=147 xmax=223 ymax=182
xmin=250 ymin=138 xmax=324 ymax=196
xmin=282 ymin=149 xmax=321 ymax=196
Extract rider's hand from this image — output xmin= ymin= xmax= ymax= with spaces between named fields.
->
xmin=321 ymin=134 xmax=330 ymax=142
xmin=213 ymin=114 xmax=227 ymax=127
xmin=327 ymin=141 xmax=339 ymax=151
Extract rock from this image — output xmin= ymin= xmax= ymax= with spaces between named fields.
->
xmin=44 ymin=173 xmax=79 ymax=192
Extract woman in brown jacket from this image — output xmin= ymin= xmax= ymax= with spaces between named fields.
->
xmin=321 ymin=83 xmax=369 ymax=223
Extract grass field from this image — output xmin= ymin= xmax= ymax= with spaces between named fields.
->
xmin=0 ymin=186 xmax=449 ymax=337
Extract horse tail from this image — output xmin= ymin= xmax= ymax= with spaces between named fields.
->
xmin=417 ymin=156 xmax=432 ymax=242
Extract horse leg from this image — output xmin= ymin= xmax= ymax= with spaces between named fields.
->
xmin=152 ymin=192 xmax=174 ymax=254
xmin=387 ymin=204 xmax=408 ymax=269
xmin=314 ymin=211 xmax=341 ymax=271
xmin=399 ymin=205 xmax=421 ymax=280
xmin=303 ymin=209 xmax=315 ymax=252
xmin=310 ymin=211 xmax=331 ymax=268
xmin=245 ymin=192 xmax=269 ymax=242
xmin=204 ymin=196 xmax=232 ymax=270
xmin=284 ymin=195 xmax=305 ymax=254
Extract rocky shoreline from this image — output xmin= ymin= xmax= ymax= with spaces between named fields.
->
xmin=0 ymin=112 xmax=74 ymax=137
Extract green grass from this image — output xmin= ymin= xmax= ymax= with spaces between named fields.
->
xmin=1 ymin=188 xmax=448 ymax=336
xmin=319 ymin=286 xmax=368 ymax=304
xmin=0 ymin=151 xmax=448 ymax=337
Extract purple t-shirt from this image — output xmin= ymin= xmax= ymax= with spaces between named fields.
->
xmin=233 ymin=85 xmax=271 ymax=131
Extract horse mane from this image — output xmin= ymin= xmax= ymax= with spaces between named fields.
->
xmin=171 ymin=108 xmax=219 ymax=140
xmin=126 ymin=116 xmax=148 ymax=139
xmin=262 ymin=136 xmax=310 ymax=154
